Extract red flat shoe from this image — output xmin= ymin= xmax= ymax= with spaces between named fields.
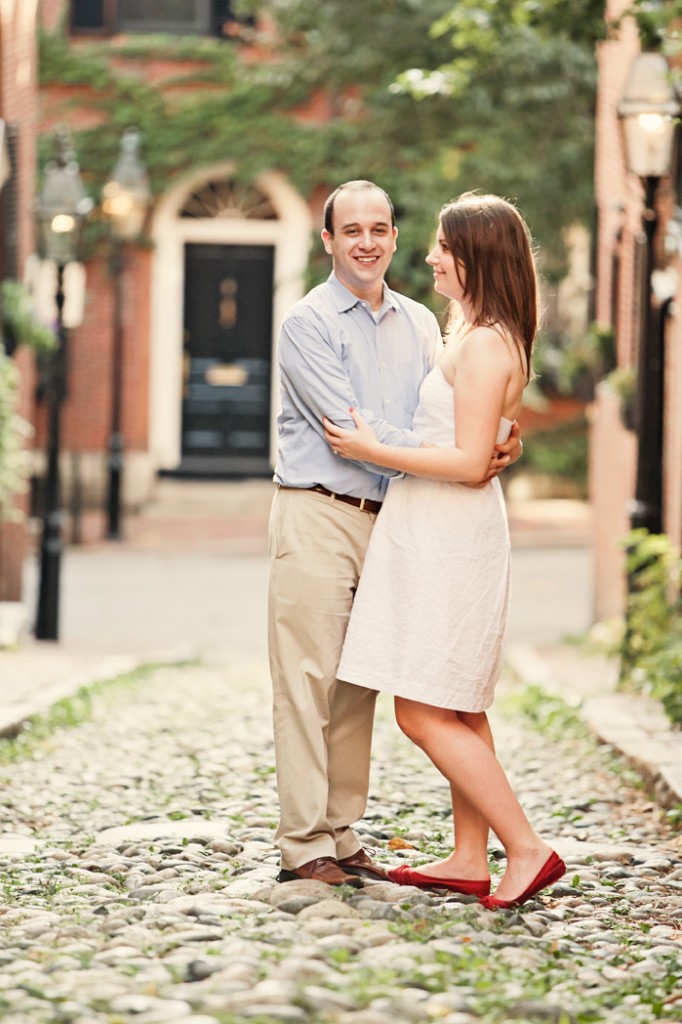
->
xmin=388 ymin=864 xmax=491 ymax=897
xmin=479 ymin=850 xmax=566 ymax=910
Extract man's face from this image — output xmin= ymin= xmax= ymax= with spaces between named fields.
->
xmin=321 ymin=188 xmax=398 ymax=299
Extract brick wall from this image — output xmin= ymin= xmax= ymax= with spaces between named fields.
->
xmin=594 ymin=0 xmax=640 ymax=363
xmin=35 ymin=1 xmax=171 ymax=520
xmin=591 ymin=0 xmax=682 ymax=620
xmin=40 ymin=0 xmax=63 ymax=34
xmin=663 ymin=267 xmax=682 ymax=548
xmin=35 ymin=0 xmax=321 ymax=525
xmin=37 ymin=2 xmax=682 ymax=572
xmin=0 ymin=0 xmax=39 ymax=603
xmin=60 ymin=247 xmax=151 ymax=452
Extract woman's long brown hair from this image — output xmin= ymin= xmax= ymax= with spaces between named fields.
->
xmin=440 ymin=192 xmax=538 ymax=379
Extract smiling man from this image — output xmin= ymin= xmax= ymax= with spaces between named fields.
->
xmin=268 ymin=179 xmax=517 ymax=887
xmin=321 ymin=185 xmax=397 ymax=301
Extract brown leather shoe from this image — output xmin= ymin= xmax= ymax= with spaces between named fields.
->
xmin=338 ymin=848 xmax=393 ymax=883
xmin=277 ymin=856 xmax=364 ymax=887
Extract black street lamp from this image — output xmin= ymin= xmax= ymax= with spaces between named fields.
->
xmin=33 ymin=129 xmax=92 ymax=641
xmin=618 ymin=51 xmax=680 ymax=535
xmin=0 ymin=119 xmax=11 ymax=193
xmin=102 ymin=128 xmax=150 ymax=540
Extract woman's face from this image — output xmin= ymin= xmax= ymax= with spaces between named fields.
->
xmin=425 ymin=223 xmax=466 ymax=304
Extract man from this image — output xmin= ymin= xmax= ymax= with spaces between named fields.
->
xmin=268 ymin=180 xmax=520 ymax=886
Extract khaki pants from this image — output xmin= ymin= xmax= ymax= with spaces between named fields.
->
xmin=268 ymin=486 xmax=379 ymax=870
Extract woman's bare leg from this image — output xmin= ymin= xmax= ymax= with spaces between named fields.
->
xmin=448 ymin=711 xmax=496 ymax=871
xmin=400 ymin=707 xmax=493 ymax=880
xmin=395 ymin=697 xmax=552 ymax=901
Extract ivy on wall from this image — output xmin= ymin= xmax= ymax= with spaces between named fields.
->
xmin=619 ymin=0 xmax=682 ymax=52
xmin=38 ymin=0 xmax=606 ymax=306
xmin=34 ymin=17 xmax=524 ymax=305
xmin=37 ymin=0 xmax=682 ymax=305
xmin=0 ymin=279 xmax=51 ymax=521
xmin=39 ymin=29 xmax=329 ymax=255
xmin=39 ymin=30 xmax=318 ymax=187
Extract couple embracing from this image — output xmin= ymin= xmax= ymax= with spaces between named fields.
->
xmin=267 ymin=180 xmax=565 ymax=911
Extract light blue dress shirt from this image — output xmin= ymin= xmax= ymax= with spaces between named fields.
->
xmin=274 ymin=272 xmax=443 ymax=502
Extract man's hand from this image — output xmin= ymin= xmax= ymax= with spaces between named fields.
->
xmin=464 ymin=421 xmax=523 ymax=489
xmin=499 ymin=420 xmax=523 ymax=465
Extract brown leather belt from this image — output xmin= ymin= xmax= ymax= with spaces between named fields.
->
xmin=308 ymin=484 xmax=383 ymax=515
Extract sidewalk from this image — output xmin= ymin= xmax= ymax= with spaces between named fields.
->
xmin=1 ymin=483 xmax=680 ymax=809
xmin=505 ymin=643 xmax=682 ymax=811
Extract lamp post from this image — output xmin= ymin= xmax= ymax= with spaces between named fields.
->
xmin=102 ymin=128 xmax=150 ymax=540
xmin=0 ymin=119 xmax=11 ymax=193
xmin=34 ymin=129 xmax=92 ymax=641
xmin=618 ymin=51 xmax=680 ymax=535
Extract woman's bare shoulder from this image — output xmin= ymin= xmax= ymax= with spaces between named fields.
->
xmin=458 ymin=325 xmax=518 ymax=368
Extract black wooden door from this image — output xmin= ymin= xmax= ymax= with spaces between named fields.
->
xmin=181 ymin=243 xmax=273 ymax=475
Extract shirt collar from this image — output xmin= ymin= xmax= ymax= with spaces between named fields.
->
xmin=328 ymin=271 xmax=401 ymax=317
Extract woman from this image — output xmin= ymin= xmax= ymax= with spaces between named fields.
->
xmin=323 ymin=192 xmax=565 ymax=909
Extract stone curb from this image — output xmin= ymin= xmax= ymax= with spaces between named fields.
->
xmin=0 ymin=646 xmax=196 ymax=740
xmin=506 ymin=643 xmax=682 ymax=811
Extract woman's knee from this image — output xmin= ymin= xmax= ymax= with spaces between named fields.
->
xmin=395 ymin=698 xmax=443 ymax=747
xmin=395 ymin=698 xmax=424 ymax=744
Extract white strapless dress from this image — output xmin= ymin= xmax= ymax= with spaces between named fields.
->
xmin=337 ymin=366 xmax=513 ymax=712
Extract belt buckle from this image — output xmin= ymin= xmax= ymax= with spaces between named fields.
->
xmin=359 ymin=497 xmax=366 ymax=512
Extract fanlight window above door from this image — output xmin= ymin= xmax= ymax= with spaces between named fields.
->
xmin=180 ymin=180 xmax=278 ymax=220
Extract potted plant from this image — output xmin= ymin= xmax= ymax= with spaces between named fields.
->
xmin=0 ymin=279 xmax=56 ymax=356
xmin=604 ymin=365 xmax=636 ymax=431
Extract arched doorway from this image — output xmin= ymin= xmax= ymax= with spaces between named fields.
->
xmin=149 ymin=167 xmax=312 ymax=475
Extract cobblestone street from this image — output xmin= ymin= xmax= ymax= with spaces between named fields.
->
xmin=0 ymin=658 xmax=680 ymax=1024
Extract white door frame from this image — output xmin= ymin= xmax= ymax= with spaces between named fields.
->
xmin=149 ymin=164 xmax=312 ymax=470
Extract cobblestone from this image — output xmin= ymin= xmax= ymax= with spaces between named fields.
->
xmin=0 ymin=661 xmax=680 ymax=1023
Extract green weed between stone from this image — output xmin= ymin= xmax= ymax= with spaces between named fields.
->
xmin=287 ymin=930 xmax=677 ymax=1023
xmin=0 ymin=660 xmax=196 ymax=764
xmin=497 ymin=682 xmax=588 ymax=743
xmin=498 ymin=679 xmax=648 ymax=795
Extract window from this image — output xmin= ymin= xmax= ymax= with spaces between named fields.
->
xmin=71 ymin=0 xmax=108 ymax=31
xmin=119 ymin=0 xmax=211 ymax=34
xmin=70 ymin=0 xmax=254 ymax=37
xmin=181 ymin=179 xmax=277 ymax=220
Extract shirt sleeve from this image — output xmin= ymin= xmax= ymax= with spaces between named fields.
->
xmin=279 ymin=313 xmax=425 ymax=473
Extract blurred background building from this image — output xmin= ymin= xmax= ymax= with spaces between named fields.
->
xmin=592 ymin=0 xmax=682 ymax=620
xmin=0 ymin=0 xmax=40 ymax=609
xmin=0 ymin=0 xmax=681 ymax=637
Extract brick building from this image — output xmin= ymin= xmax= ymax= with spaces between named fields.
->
xmin=591 ymin=0 xmax=682 ymax=620
xmin=0 ymin=1 xmax=40 ymax=606
xmin=23 ymin=0 xmax=682 ymax=630
xmin=37 ymin=0 xmax=317 ymax=534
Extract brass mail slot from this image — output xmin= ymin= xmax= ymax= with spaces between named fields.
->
xmin=205 ymin=363 xmax=249 ymax=387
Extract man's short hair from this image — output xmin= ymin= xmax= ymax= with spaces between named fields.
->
xmin=323 ymin=180 xmax=395 ymax=236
